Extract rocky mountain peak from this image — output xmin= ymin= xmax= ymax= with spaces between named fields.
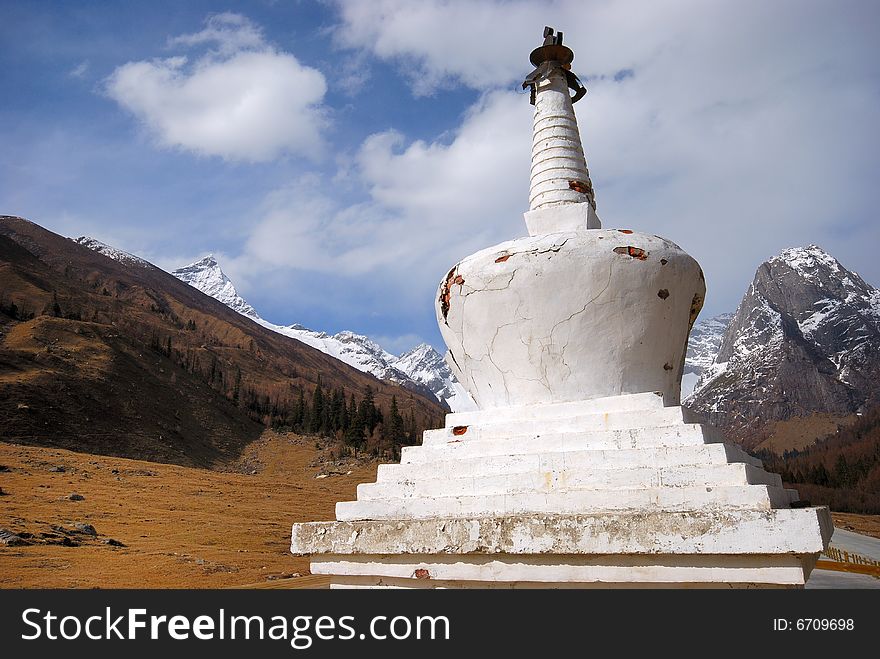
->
xmin=754 ymin=244 xmax=874 ymax=317
xmin=686 ymin=244 xmax=880 ymax=447
xmin=392 ymin=343 xmax=475 ymax=412
xmin=189 ymin=254 xmax=219 ymax=268
xmin=172 ymin=255 xmax=258 ymax=319
xmin=397 ymin=343 xmax=442 ymax=369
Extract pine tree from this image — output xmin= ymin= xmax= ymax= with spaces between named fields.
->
xmin=302 ymin=386 xmax=311 ymax=433
xmin=834 ymin=454 xmax=851 ymax=488
xmin=311 ymin=381 xmax=325 ymax=434
xmin=345 ymin=393 xmax=365 ymax=448
xmin=330 ymin=387 xmax=345 ymax=433
xmin=359 ymin=387 xmax=378 ymax=434
xmin=388 ymin=396 xmax=405 ymax=447
xmin=320 ymin=391 xmax=332 ymax=436
xmin=810 ymin=463 xmax=830 ymax=486
xmin=338 ymin=388 xmax=349 ymax=431
xmin=292 ymin=385 xmax=306 ymax=432
xmin=407 ymin=409 xmax=418 ymax=445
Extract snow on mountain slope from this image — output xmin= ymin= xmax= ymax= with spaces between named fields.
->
xmin=261 ymin=322 xmax=417 ymax=388
xmin=686 ymin=244 xmax=880 ymax=444
xmin=73 ymin=237 xmax=150 ymax=268
xmin=393 ymin=343 xmax=477 ymax=412
xmin=168 ymin=256 xmax=452 ymax=409
xmin=681 ymin=312 xmax=733 ymax=397
xmin=172 ymin=255 xmax=259 ymax=319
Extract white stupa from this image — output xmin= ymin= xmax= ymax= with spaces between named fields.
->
xmin=291 ymin=26 xmax=832 ymax=588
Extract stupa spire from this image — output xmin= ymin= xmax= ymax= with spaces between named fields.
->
xmin=521 ymin=27 xmax=600 ymax=235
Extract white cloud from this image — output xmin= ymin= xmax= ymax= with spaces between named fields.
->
xmin=240 ymin=90 xmax=532 ymax=307
xmin=332 ymin=0 xmax=540 ymax=94
xmin=105 ymin=13 xmax=328 ymax=161
xmin=168 ymin=12 xmax=265 ymax=56
xmin=69 ymin=61 xmax=89 ymax=78
xmin=333 ymin=49 xmax=372 ymax=96
xmin=354 ymin=90 xmax=531 ymax=247
xmin=325 ymin=0 xmax=880 ymax=314
xmin=243 ymin=175 xmax=412 ymax=276
xmin=330 ymin=0 xmax=681 ymax=94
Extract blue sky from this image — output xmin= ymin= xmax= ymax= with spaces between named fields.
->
xmin=2 ymin=1 xmax=879 ymax=355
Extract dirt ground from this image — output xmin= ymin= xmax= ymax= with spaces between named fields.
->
xmin=831 ymin=512 xmax=880 ymax=540
xmin=0 ymin=432 xmax=377 ymax=588
xmin=4 ymin=434 xmax=880 ymax=588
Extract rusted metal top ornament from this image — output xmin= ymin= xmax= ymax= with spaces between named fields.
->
xmin=522 ymin=26 xmax=586 ymax=105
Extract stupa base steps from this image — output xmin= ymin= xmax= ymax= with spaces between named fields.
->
xmin=317 ymin=554 xmax=817 ymax=589
xmin=337 ymin=485 xmax=799 ymax=521
xmin=291 ymin=393 xmax=833 ymax=588
xmin=292 ymin=508 xmax=832 ymax=589
xmin=332 ymin=395 xmax=800 ymax=522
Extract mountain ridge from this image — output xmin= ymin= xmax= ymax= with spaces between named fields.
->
xmin=71 ymin=238 xmax=475 ymax=411
xmin=164 ymin=253 xmax=476 ymax=412
xmin=0 ymin=215 xmax=445 ymax=466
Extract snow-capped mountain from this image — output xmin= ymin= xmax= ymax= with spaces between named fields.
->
xmin=172 ymin=255 xmax=259 ymax=318
xmin=686 ymin=244 xmax=880 ymax=445
xmin=394 ymin=343 xmax=476 ymax=412
xmin=73 ymin=237 xmax=150 ymax=268
xmin=681 ymin=313 xmax=733 ymax=397
xmin=72 ymin=240 xmax=468 ymax=410
xmin=168 ymin=255 xmax=462 ymax=410
xmin=274 ymin=324 xmax=411 ymax=387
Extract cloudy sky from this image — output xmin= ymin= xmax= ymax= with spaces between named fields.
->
xmin=2 ymin=0 xmax=878 ymax=354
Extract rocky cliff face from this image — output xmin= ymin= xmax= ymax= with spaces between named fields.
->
xmin=681 ymin=312 xmax=733 ymax=397
xmin=686 ymin=245 xmax=880 ymax=446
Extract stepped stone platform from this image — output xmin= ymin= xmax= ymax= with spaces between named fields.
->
xmin=291 ymin=392 xmax=832 ymax=588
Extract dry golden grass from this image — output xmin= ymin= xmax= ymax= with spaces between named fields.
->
xmin=0 ymin=431 xmax=378 ymax=588
xmin=814 ymin=559 xmax=880 ymax=577
xmin=755 ymin=413 xmax=858 ymax=455
xmin=752 ymin=413 xmax=855 ymax=454
xmin=831 ymin=512 xmax=880 ymax=540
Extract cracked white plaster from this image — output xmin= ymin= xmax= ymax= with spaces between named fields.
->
xmin=437 ymin=230 xmax=705 ymax=409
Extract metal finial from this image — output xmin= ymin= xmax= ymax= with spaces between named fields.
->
xmin=522 ymin=26 xmax=586 ymax=105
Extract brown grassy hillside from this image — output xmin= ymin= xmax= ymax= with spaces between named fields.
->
xmin=0 ymin=215 xmax=445 ymax=467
